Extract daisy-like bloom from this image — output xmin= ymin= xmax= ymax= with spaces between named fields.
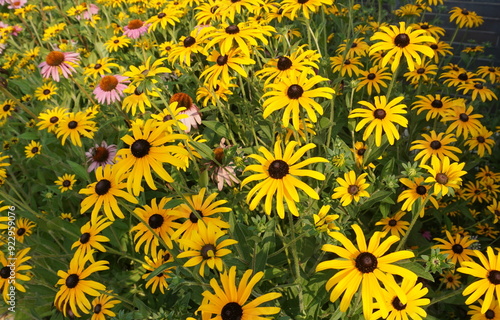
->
xmin=36 ymin=106 xmax=69 ymax=133
xmin=412 ymin=94 xmax=454 ymax=121
xmin=262 ymin=71 xmax=335 ymax=130
xmin=216 ymin=0 xmax=263 ymax=22
xmin=397 ymin=176 xmax=439 ymax=216
xmin=369 ymin=22 xmax=436 ymax=72
xmin=93 ymin=75 xmax=129 ymax=105
xmin=121 ymin=85 xmax=159 ymax=116
xmin=196 ymin=80 xmax=237 ymax=107
xmin=80 ymin=165 xmax=138 ymax=223
xmin=356 ymin=66 xmax=392 ymax=95
xmin=123 ymin=19 xmax=150 ymax=39
xmin=441 ymin=270 xmax=462 ymax=290
xmin=56 ymin=111 xmax=97 ymax=146
xmin=169 ymin=93 xmax=202 ymax=133
xmin=330 ymin=56 xmax=364 ymax=77
xmin=421 ymin=156 xmax=466 ymax=196
xmin=450 ymin=7 xmax=484 ymax=28
xmin=316 ymin=224 xmax=417 ymax=319
xmin=142 ymin=249 xmax=175 ymax=294
xmin=349 ymin=96 xmax=408 ymax=147
xmin=410 ymin=131 xmax=462 ymax=165
xmin=313 ymin=205 xmax=340 ymax=233
xmin=404 ymin=61 xmax=438 ymax=85
xmin=441 ymin=103 xmax=484 ymax=139
xmin=60 ymin=213 xmax=76 ymax=223
xmin=178 ymin=221 xmax=237 ymax=277
xmin=331 ymin=170 xmax=370 ymax=206
xmin=71 ymin=216 xmax=112 ymax=260
xmin=145 ymin=8 xmax=182 ymax=32
xmin=336 ymin=38 xmax=370 ymax=58
xmin=410 ymin=22 xmax=445 ymax=38
xmin=352 ymin=141 xmax=375 ymax=168
xmin=463 ymin=45 xmax=485 ymax=54
xmin=85 ymin=141 xmax=117 ymax=173
xmin=83 ymin=57 xmax=119 ymax=79
xmin=54 ymin=252 xmax=109 ymax=317
xmin=477 ymin=166 xmax=500 ymax=184
xmin=458 ymin=246 xmax=500 ymax=313
xmin=476 ymin=223 xmax=499 ymax=239
xmin=198 ymin=266 xmax=282 ymax=319
xmin=173 ymin=188 xmax=231 ymax=241
xmin=55 ymin=173 xmax=77 ymax=192
xmin=169 ymin=28 xmax=209 ymax=67
xmin=487 ymin=199 xmax=500 ymax=223
xmin=38 ymin=50 xmax=80 ymax=82
xmin=131 ymin=197 xmax=182 ymax=254
xmin=241 ymin=141 xmax=327 ymax=218
xmin=465 ymin=126 xmax=495 ymax=158
xmin=371 ymin=275 xmax=430 ymax=320
xmin=114 ymin=119 xmax=188 ymax=196
xmin=459 ymin=82 xmax=498 ymax=102
xmin=104 ymin=36 xmax=131 ymax=52
xmin=280 ymin=0 xmax=333 ymax=19
xmin=434 ymin=230 xmax=477 ymax=266
xmin=91 ymin=293 xmax=120 ymax=320
xmin=0 ymin=100 xmax=14 ymax=120
xmin=375 ymin=211 xmax=410 ymax=237
xmin=428 ymin=41 xmax=453 ymax=63
xmin=442 ymin=70 xmax=483 ymax=88
xmin=24 ymin=140 xmax=41 ymax=158
xmin=200 ymin=48 xmax=255 ymax=87
xmin=0 ymin=248 xmax=32 ymax=303
xmin=122 ymin=57 xmax=171 ymax=87
xmin=13 ymin=217 xmax=36 ymax=243
xmin=468 ymin=299 xmax=500 ymax=320
xmin=204 ymin=22 xmax=275 ymax=57
xmin=34 ymin=82 xmax=57 ymax=101
xmin=255 ymin=45 xmax=320 ymax=85
xmin=477 ymin=66 xmax=500 ymax=84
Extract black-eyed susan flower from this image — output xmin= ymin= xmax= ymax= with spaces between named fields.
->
xmin=316 ymin=224 xmax=417 ymax=319
xmin=93 ymin=75 xmax=129 ymax=105
xmin=131 ymin=197 xmax=182 ymax=255
xmin=356 ymin=66 xmax=392 ymax=95
xmin=80 ymin=165 xmax=138 ymax=223
xmin=54 ymin=253 xmax=109 ymax=317
xmin=412 ymin=94 xmax=455 ymax=121
xmin=113 ymin=119 xmax=188 ymax=196
xmin=241 ymin=141 xmax=327 ymax=218
xmin=90 ymin=292 xmax=120 ymax=320
xmin=442 ymin=70 xmax=482 ymax=87
xmin=487 ymin=199 xmax=500 ymax=223
xmin=262 ymin=71 xmax=334 ymax=130
xmin=369 ymin=21 xmax=436 ymax=72
xmin=60 ymin=213 xmax=76 ymax=223
xmin=24 ymin=140 xmax=41 ymax=158
xmin=459 ymin=81 xmax=498 ymax=102
xmin=55 ymin=173 xmax=76 ymax=192
xmin=313 ymin=205 xmax=339 ymax=233
xmin=441 ymin=103 xmax=483 ymax=139
xmin=371 ymin=275 xmax=430 ymax=320
xmin=397 ymin=176 xmax=438 ymax=216
xmin=0 ymin=248 xmax=32 ymax=303
xmin=434 ymin=230 xmax=477 ymax=266
xmin=465 ymin=126 xmax=495 ymax=158
xmin=441 ymin=270 xmax=462 ymax=290
xmin=336 ymin=38 xmax=370 ymax=58
xmin=375 ymin=211 xmax=410 ymax=237
xmin=217 ymin=0 xmax=263 ymax=22
xmin=56 ymin=111 xmax=97 ymax=146
xmin=331 ymin=170 xmax=370 ymax=206
xmin=458 ymin=246 xmax=500 ymax=313
xmin=330 ymin=56 xmax=364 ymax=77
xmin=121 ymin=85 xmax=159 ymax=116
xmin=13 ymin=217 xmax=35 ymax=243
xmin=177 ymin=221 xmax=237 ymax=277
xmin=145 ymin=8 xmax=182 ymax=32
xmin=349 ymin=96 xmax=408 ymax=146
xmin=477 ymin=66 xmax=500 ymax=84
xmin=198 ymin=266 xmax=281 ymax=319
xmin=200 ymin=48 xmax=255 ymax=87
xmin=468 ymin=299 xmax=500 ymax=320
xmin=83 ymin=57 xmax=119 ymax=79
xmin=142 ymin=249 xmax=175 ymax=294
xmin=36 ymin=106 xmax=69 ymax=133
xmin=449 ymin=7 xmax=484 ymax=28
xmin=104 ymin=36 xmax=131 ymax=52
xmin=34 ymin=81 xmax=57 ymax=101
xmin=410 ymin=22 xmax=445 ymax=38
xmin=428 ymin=41 xmax=453 ymax=63
xmin=38 ymin=50 xmax=80 ymax=82
xmin=404 ymin=61 xmax=438 ymax=84
xmin=169 ymin=28 xmax=209 ymax=67
xmin=410 ymin=131 xmax=462 ymax=165
xmin=0 ymin=100 xmax=14 ymax=120
xmin=476 ymin=223 xmax=499 ymax=239
xmin=421 ymin=156 xmax=466 ymax=196
xmin=71 ymin=216 xmax=112 ymax=260
xmin=122 ymin=56 xmax=171 ymax=88
xmin=280 ymin=0 xmax=333 ymax=19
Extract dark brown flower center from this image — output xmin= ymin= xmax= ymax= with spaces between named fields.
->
xmin=3 ymin=104 xmax=11 ymax=112
xmin=486 ymin=310 xmax=496 ymax=319
xmin=392 ymin=296 xmax=407 ymax=310
xmin=394 ymin=34 xmax=410 ymax=48
xmin=0 ymin=267 xmax=10 ymax=279
xmin=474 ymin=83 xmax=484 ymax=89
xmin=68 ymin=120 xmax=78 ymax=129
xmin=43 ymin=89 xmax=51 ymax=95
xmin=80 ymin=232 xmax=91 ymax=244
xmin=225 ymin=25 xmax=240 ymax=34
xmin=92 ymin=146 xmax=110 ymax=162
xmin=217 ymin=55 xmax=229 ymax=66
xmin=62 ymin=180 xmax=71 ymax=187
xmin=268 ymin=160 xmax=289 ymax=179
xmin=459 ymin=113 xmax=469 ymax=122
xmin=31 ymin=147 xmax=39 ymax=154
xmin=477 ymin=136 xmax=486 ymax=143
xmin=488 ymin=270 xmax=500 ymax=285
xmin=388 ymin=219 xmax=397 ymax=227
xmin=373 ymin=109 xmax=386 ymax=119
xmin=158 ymin=12 xmax=166 ymax=18
xmin=94 ymin=304 xmax=102 ymax=314
xmin=416 ymin=185 xmax=427 ymax=195
xmin=183 ymin=36 xmax=196 ymax=47
xmin=113 ymin=39 xmax=119 ymax=44
xmin=221 ymin=302 xmax=243 ymax=320
xmin=131 ymin=139 xmax=151 ymax=158
xmin=189 ymin=210 xmax=203 ymax=223
xmin=431 ymin=99 xmax=443 ymax=108
xmin=66 ymin=274 xmax=79 ymax=288
xmin=430 ymin=140 xmax=441 ymax=150
xmin=17 ymin=228 xmax=26 ymax=236
xmin=451 ymin=244 xmax=463 ymax=254
xmin=94 ymin=63 xmax=102 ymax=69
xmin=417 ymin=68 xmax=425 ymax=74
xmin=95 ymin=179 xmax=111 ymax=195
xmin=435 ymin=173 xmax=448 ymax=185
xmin=461 ymin=9 xmax=469 ymax=15
xmin=348 ymin=185 xmax=359 ymax=195
xmin=148 ymin=213 xmax=164 ymax=229
xmin=127 ymin=19 xmax=144 ymax=29
xmin=287 ymin=84 xmax=304 ymax=99
xmin=367 ymin=73 xmax=376 ymax=80
xmin=430 ymin=44 xmax=438 ymax=49
xmin=420 ymin=24 xmax=429 ymax=29
xmin=357 ymin=148 xmax=366 ymax=156
xmin=201 ymin=244 xmax=216 ymax=259
xmin=458 ymin=73 xmax=468 ymax=81
xmin=355 ymin=252 xmax=378 ymax=273
xmin=277 ymin=56 xmax=292 ymax=71
xmin=45 ymin=51 xmax=65 ymax=66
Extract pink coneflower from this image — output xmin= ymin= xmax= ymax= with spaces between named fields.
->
xmin=93 ymin=75 xmax=129 ymax=105
xmin=7 ymin=0 xmax=27 ymax=9
xmin=78 ymin=3 xmax=99 ymax=20
xmin=169 ymin=93 xmax=202 ymax=132
xmin=123 ymin=19 xmax=150 ymax=39
xmin=85 ymin=141 xmax=117 ymax=172
xmin=207 ymin=139 xmax=240 ymax=191
xmin=38 ymin=51 xmax=80 ymax=82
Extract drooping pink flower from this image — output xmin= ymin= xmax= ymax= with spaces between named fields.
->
xmin=38 ymin=51 xmax=80 ymax=82
xmin=85 ymin=141 xmax=117 ymax=172
xmin=169 ymin=93 xmax=202 ymax=132
xmin=206 ymin=138 xmax=240 ymax=191
xmin=7 ymin=0 xmax=27 ymax=9
xmin=78 ymin=3 xmax=99 ymax=20
xmin=123 ymin=19 xmax=150 ymax=39
xmin=93 ymin=75 xmax=129 ymax=105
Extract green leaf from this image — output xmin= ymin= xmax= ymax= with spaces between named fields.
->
xmin=18 ymin=132 xmax=40 ymax=140
xmin=397 ymin=260 xmax=434 ymax=281
xmin=144 ymin=262 xmax=175 ymax=282
xmin=67 ymin=160 xmax=90 ymax=183
xmin=203 ymin=120 xmax=229 ymax=138
xmin=359 ymin=190 xmax=392 ymax=211
xmin=190 ymin=139 xmax=214 ymax=159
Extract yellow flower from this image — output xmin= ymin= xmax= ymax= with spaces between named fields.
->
xmin=331 ymin=170 xmax=370 ymax=206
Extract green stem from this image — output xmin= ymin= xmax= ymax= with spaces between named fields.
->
xmin=288 ymin=213 xmax=304 ymax=314
xmin=0 ymin=86 xmax=37 ymax=118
